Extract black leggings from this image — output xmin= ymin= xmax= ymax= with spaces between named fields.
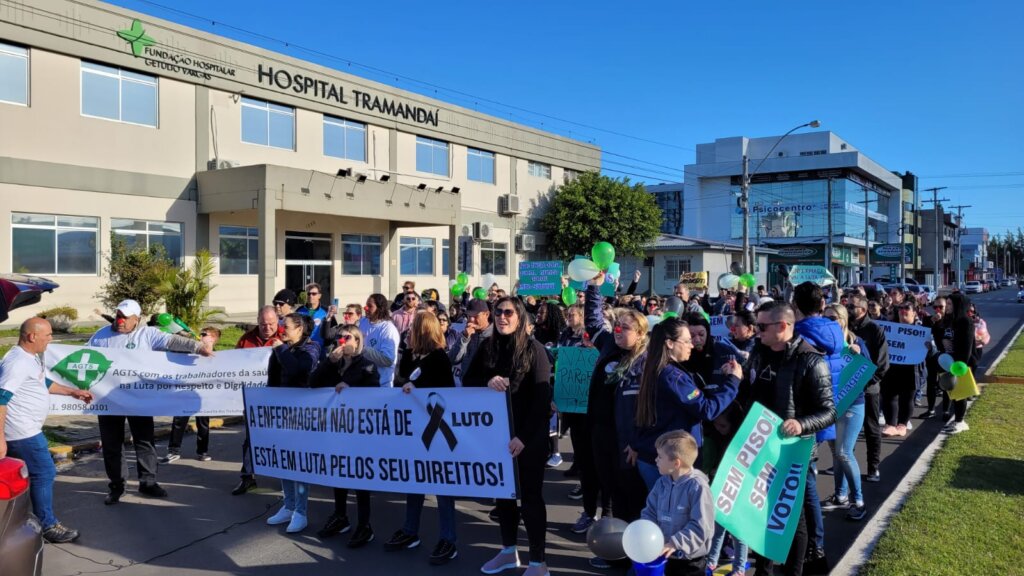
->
xmin=567 ymin=414 xmax=608 ymax=517
xmin=497 ymin=450 xmax=547 ymax=562
xmin=333 ymin=488 xmax=372 ymax=527
xmin=882 ymin=378 xmax=916 ymax=426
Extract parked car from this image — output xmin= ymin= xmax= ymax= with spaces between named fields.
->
xmin=1002 ymin=279 xmax=1014 ymax=287
xmin=905 ymin=284 xmax=934 ymax=305
xmin=0 ymin=457 xmax=43 ymax=575
xmin=986 ymin=280 xmax=999 ymax=291
xmin=964 ymin=281 xmax=984 ymax=294
xmin=0 ymin=274 xmax=60 ymax=324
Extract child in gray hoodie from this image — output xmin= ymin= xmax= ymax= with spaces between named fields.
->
xmin=640 ymin=430 xmax=714 ymax=576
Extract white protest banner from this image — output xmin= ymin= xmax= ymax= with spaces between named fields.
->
xmin=44 ymin=344 xmax=270 ymax=416
xmin=874 ymin=321 xmax=930 ymax=365
xmin=788 ymin=265 xmax=836 ymax=286
xmin=245 ymin=387 xmax=518 ymax=499
xmin=710 ymin=315 xmax=732 ymax=341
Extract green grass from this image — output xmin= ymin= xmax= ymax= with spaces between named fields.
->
xmin=42 ymin=427 xmax=71 ymax=447
xmin=0 ymin=324 xmax=99 ymax=338
xmin=992 ymin=335 xmax=1024 ymax=377
xmin=213 ymin=325 xmax=246 ymax=351
xmin=862 ymin=383 xmax=1024 ymax=575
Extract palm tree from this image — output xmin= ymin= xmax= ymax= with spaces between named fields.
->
xmin=159 ymin=249 xmax=222 ymax=333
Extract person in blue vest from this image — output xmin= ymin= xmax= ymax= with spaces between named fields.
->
xmin=791 ymin=281 xmax=845 ymax=573
xmin=297 ymin=282 xmax=335 ymax=356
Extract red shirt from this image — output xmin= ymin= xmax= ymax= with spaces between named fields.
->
xmin=236 ymin=328 xmax=281 ymax=349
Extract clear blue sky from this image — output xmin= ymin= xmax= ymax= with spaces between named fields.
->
xmin=110 ymin=0 xmax=1024 ymax=240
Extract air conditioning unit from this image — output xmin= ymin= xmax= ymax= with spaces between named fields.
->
xmin=460 ymin=224 xmax=473 ymax=238
xmin=207 ymin=158 xmax=240 ymax=170
xmin=516 ymin=233 xmax=536 ymax=252
xmin=473 ymin=221 xmax=494 ymax=241
xmin=500 ymin=194 xmax=521 ymax=215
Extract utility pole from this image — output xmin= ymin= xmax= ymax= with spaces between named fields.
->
xmin=922 ymin=187 xmax=949 ymax=287
xmin=950 ymin=204 xmax=971 ymax=287
xmin=741 ymin=154 xmax=750 ymax=274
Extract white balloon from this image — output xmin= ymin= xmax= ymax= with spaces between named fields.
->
xmin=938 ymin=353 xmax=954 ymax=372
xmin=482 ymin=273 xmax=496 ymax=288
xmin=646 ymin=314 xmax=662 ymax=329
xmin=718 ymin=273 xmax=740 ymax=290
xmin=621 ymin=519 xmax=664 ymax=564
xmin=448 ymin=279 xmax=458 ymax=289
xmin=567 ymin=259 xmax=601 ymax=283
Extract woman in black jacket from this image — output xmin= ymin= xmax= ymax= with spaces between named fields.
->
xmin=265 ymin=313 xmax=319 ymax=534
xmin=881 ymin=302 xmax=926 ymax=437
xmin=939 ymin=292 xmax=976 ymax=434
xmin=384 ymin=312 xmax=459 ymax=565
xmin=465 ymin=297 xmax=553 ymax=576
xmin=310 ymin=324 xmax=379 ymax=548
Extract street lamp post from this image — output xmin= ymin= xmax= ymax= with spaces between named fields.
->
xmin=741 ymin=120 xmax=821 ymax=275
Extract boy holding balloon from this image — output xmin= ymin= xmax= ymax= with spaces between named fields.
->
xmin=633 ymin=430 xmax=714 ymax=576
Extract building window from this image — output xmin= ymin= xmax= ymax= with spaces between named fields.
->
xmin=341 ymin=234 xmax=382 ymax=275
xmin=480 ymin=241 xmax=508 ymax=276
xmin=416 ymin=136 xmax=449 ymax=176
xmin=528 ymin=161 xmax=551 ymax=179
xmin=467 ymin=148 xmax=495 ymax=183
xmin=564 ymin=168 xmax=580 ymax=184
xmin=111 ymin=219 xmax=183 ymax=264
xmin=0 ymin=42 xmax=28 ymax=106
xmin=664 ymin=258 xmax=691 ymax=280
xmin=442 ymin=239 xmax=450 ymax=276
xmin=218 ymin=226 xmax=259 ymax=275
xmin=11 ymin=213 xmax=98 ymax=275
xmin=324 ymin=116 xmax=366 ymax=161
xmin=81 ymin=62 xmax=157 ymax=126
xmin=400 ymin=236 xmax=435 ymax=276
xmin=241 ymin=97 xmax=294 ymax=150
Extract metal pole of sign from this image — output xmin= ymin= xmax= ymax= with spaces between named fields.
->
xmin=864 ymin=187 xmax=871 ymax=282
xmin=826 ymin=178 xmax=833 ymax=273
xmin=741 ymin=154 xmax=750 ymax=275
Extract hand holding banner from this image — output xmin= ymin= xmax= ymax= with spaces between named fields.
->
xmin=710 ymin=402 xmax=814 ymax=563
xmin=835 ymin=347 xmax=878 ymax=416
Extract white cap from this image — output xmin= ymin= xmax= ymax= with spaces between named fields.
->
xmin=115 ymin=299 xmax=142 ymax=318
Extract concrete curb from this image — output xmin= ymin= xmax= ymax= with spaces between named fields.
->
xmin=831 ymin=318 xmax=1024 ymax=575
xmin=53 ymin=416 xmax=244 ymax=459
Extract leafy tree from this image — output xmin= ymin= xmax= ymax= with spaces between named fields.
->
xmin=96 ymin=235 xmax=174 ymax=316
xmin=539 ymin=171 xmax=662 ymax=259
xmin=159 ymin=249 xmax=222 ymax=332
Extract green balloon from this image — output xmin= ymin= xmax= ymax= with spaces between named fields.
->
xmin=662 ymin=311 xmax=678 ymax=320
xmin=472 ymin=287 xmax=488 ymax=300
xmin=739 ymin=273 xmax=756 ymax=288
xmin=456 ymin=272 xmax=469 ymax=286
xmin=562 ymin=286 xmax=578 ymax=306
xmin=157 ymin=312 xmax=173 ymax=326
xmin=950 ymin=361 xmax=969 ymax=377
xmin=591 ymin=242 xmax=616 ymax=270
xmin=450 ymin=283 xmax=466 ymax=297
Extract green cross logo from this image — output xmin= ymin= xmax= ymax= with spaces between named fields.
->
xmin=117 ymin=19 xmax=156 ymax=57
xmin=52 ymin=350 xmax=113 ymax=390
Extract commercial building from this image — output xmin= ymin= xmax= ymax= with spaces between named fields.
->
xmin=0 ymin=0 xmax=600 ymax=324
xmin=961 ymin=227 xmax=991 ymax=282
xmin=918 ymin=208 xmax=958 ymax=287
xmin=682 ymin=131 xmax=904 ymax=287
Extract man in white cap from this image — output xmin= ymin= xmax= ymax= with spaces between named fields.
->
xmin=89 ymin=299 xmax=214 ymax=504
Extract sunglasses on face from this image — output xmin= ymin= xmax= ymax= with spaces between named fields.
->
xmin=200 ymin=331 xmax=210 ymax=337
xmin=308 ymin=292 xmax=320 ymax=296
xmin=405 ymin=296 xmax=419 ymax=302
xmin=756 ymin=321 xmax=784 ymax=331
xmin=273 ymin=301 xmax=287 ymax=307
xmin=343 ymin=311 xmax=357 ymax=317
xmin=494 ymin=308 xmax=516 ymax=318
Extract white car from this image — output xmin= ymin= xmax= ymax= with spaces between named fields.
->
xmin=964 ymin=281 xmax=983 ymax=294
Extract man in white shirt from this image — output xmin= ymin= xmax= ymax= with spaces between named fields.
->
xmin=89 ymin=300 xmax=213 ymax=504
xmin=0 ymin=317 xmax=93 ymax=543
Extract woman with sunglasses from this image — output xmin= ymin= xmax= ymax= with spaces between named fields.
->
xmin=464 ymin=297 xmax=553 ymax=576
xmin=819 ymin=304 xmax=871 ymax=521
xmin=358 ymin=294 xmax=400 ymax=387
xmin=585 ymin=273 xmax=650 ymax=541
xmin=310 ymin=325 xmax=379 ymax=547
xmin=264 ymin=313 xmax=320 ymax=534
xmin=385 ymin=312 xmax=460 ymax=565
xmin=435 ymin=312 xmax=459 ymax=354
xmin=880 ymin=303 xmax=926 ymax=438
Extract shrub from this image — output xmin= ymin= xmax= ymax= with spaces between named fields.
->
xmin=37 ymin=305 xmax=78 ymax=333
xmin=96 ymin=235 xmax=174 ymax=315
xmin=159 ymin=249 xmax=222 ymax=333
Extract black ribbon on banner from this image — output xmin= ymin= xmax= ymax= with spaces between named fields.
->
xmin=422 ymin=392 xmax=458 ymax=451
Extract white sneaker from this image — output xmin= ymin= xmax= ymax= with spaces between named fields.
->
xmin=267 ymin=507 xmax=293 ymax=525
xmin=906 ymin=421 xmax=913 ymax=431
xmin=545 ymin=454 xmax=564 ymax=468
xmin=286 ymin=512 xmax=308 ymax=533
xmin=945 ymin=421 xmax=970 ymax=434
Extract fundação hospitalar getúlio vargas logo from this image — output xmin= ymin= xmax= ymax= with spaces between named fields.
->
xmin=117 ymin=19 xmax=155 ymax=57
xmin=52 ymin=350 xmax=113 ymax=390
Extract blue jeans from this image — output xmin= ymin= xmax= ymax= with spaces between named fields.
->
xmin=832 ymin=403 xmax=865 ymax=505
xmin=637 ymin=460 xmax=661 ymax=491
xmin=7 ymin=433 xmax=58 ymax=528
xmin=403 ymin=493 xmax=457 ymax=542
xmin=281 ymin=479 xmax=309 ymax=516
xmin=708 ymin=522 xmax=749 ymax=573
xmin=804 ymin=464 xmax=824 ymax=550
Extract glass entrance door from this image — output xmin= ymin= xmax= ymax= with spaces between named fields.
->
xmin=284 ymin=232 xmax=332 ymax=303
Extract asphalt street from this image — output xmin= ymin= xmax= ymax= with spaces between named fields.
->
xmin=41 ymin=290 xmax=1024 ymax=576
